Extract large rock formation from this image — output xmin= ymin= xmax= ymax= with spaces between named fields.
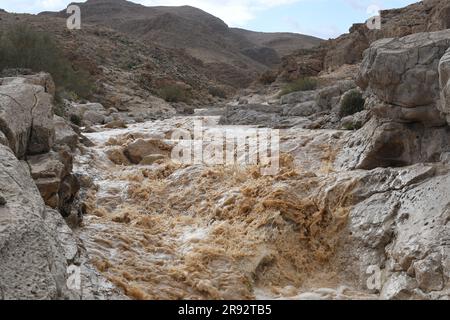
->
xmin=335 ymin=163 xmax=450 ymax=299
xmin=338 ymin=30 xmax=450 ymax=170
xmin=0 ymin=144 xmax=73 ymax=299
xmin=0 ymin=73 xmax=125 ymax=299
xmin=27 ymin=148 xmax=80 ymax=216
xmin=0 ymin=74 xmax=55 ymax=158
xmin=0 ymin=74 xmax=80 ymax=214
xmin=439 ymin=48 xmax=450 ymax=125
xmin=0 ymin=143 xmax=125 ymax=299
xmin=357 ymin=30 xmax=450 ymax=125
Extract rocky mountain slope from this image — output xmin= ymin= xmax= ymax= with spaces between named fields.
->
xmin=40 ymin=0 xmax=322 ymax=87
xmin=278 ymin=0 xmax=450 ymax=81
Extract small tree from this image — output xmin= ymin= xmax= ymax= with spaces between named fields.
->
xmin=0 ymin=24 xmax=93 ymax=100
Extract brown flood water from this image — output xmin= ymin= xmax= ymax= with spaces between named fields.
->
xmin=74 ymin=116 xmax=375 ymax=300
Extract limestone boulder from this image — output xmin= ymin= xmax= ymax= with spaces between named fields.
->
xmin=283 ymin=101 xmax=318 ymax=117
xmin=104 ymin=119 xmax=127 ymax=129
xmin=0 ymin=76 xmax=55 ymax=158
xmin=280 ymin=90 xmax=316 ymax=105
xmin=332 ymin=163 xmax=449 ymax=299
xmin=0 ymin=144 xmax=72 ymax=299
xmin=316 ymin=80 xmax=356 ymax=111
xmin=54 ymin=115 xmax=79 ymax=150
xmin=357 ymin=30 xmax=450 ymax=111
xmin=68 ymin=102 xmax=107 ymax=126
xmin=439 ymin=47 xmax=450 ymax=125
xmin=124 ymin=139 xmax=172 ymax=164
xmin=27 ymin=148 xmax=80 ymax=216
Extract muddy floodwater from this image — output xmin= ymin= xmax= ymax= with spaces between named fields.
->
xmin=74 ymin=116 xmax=375 ymax=300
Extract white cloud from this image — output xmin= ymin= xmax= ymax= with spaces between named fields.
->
xmin=142 ymin=0 xmax=303 ymax=26
xmin=0 ymin=0 xmax=304 ymax=27
xmin=0 ymin=0 xmax=68 ymax=13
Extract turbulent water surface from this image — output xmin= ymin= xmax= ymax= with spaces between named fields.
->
xmin=74 ymin=115 xmax=375 ymax=300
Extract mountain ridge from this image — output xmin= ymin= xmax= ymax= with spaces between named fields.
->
xmin=39 ymin=0 xmax=322 ymax=71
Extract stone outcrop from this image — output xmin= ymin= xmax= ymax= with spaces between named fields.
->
xmin=439 ymin=48 xmax=450 ymax=125
xmin=0 ymin=73 xmax=127 ymax=299
xmin=0 ymin=144 xmax=125 ymax=299
xmin=0 ymin=74 xmax=81 ymax=216
xmin=0 ymin=144 xmax=72 ymax=299
xmin=338 ymin=30 xmax=450 ymax=170
xmin=0 ymin=74 xmax=55 ymax=158
xmin=337 ymin=118 xmax=450 ymax=170
xmin=27 ymin=149 xmax=80 ymax=216
xmin=334 ymin=163 xmax=450 ymax=299
xmin=357 ymin=30 xmax=450 ymax=125
xmin=124 ymin=138 xmax=172 ymax=164
xmin=69 ymin=102 xmax=107 ymax=126
xmin=53 ymin=115 xmax=79 ymax=150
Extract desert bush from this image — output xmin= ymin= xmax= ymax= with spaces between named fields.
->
xmin=70 ymin=114 xmax=82 ymax=126
xmin=340 ymin=90 xmax=365 ymax=117
xmin=0 ymin=24 xmax=93 ymax=100
xmin=259 ymin=70 xmax=277 ymax=85
xmin=279 ymin=77 xmax=318 ymax=96
xmin=208 ymin=86 xmax=227 ymax=99
xmin=157 ymin=84 xmax=190 ymax=103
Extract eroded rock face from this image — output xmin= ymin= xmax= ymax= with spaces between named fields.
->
xmin=357 ymin=30 xmax=450 ymax=111
xmin=335 ymin=164 xmax=450 ymax=299
xmin=343 ymin=30 xmax=450 ymax=169
xmin=439 ymin=48 xmax=450 ymax=125
xmin=27 ymin=148 xmax=80 ymax=216
xmin=54 ymin=115 xmax=79 ymax=150
xmin=0 ymin=76 xmax=55 ymax=158
xmin=337 ymin=118 xmax=450 ymax=170
xmin=0 ymin=144 xmax=72 ymax=299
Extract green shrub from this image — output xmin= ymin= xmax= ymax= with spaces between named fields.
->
xmin=340 ymin=90 xmax=365 ymax=117
xmin=70 ymin=114 xmax=82 ymax=126
xmin=157 ymin=84 xmax=190 ymax=103
xmin=0 ymin=24 xmax=93 ymax=100
xmin=279 ymin=77 xmax=318 ymax=96
xmin=208 ymin=86 xmax=227 ymax=99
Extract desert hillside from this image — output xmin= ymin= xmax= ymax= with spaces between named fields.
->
xmin=41 ymin=0 xmax=322 ymax=86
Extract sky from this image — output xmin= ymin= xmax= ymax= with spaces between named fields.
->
xmin=0 ymin=0 xmax=419 ymax=38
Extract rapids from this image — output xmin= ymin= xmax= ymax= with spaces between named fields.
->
xmin=73 ymin=115 xmax=375 ymax=300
